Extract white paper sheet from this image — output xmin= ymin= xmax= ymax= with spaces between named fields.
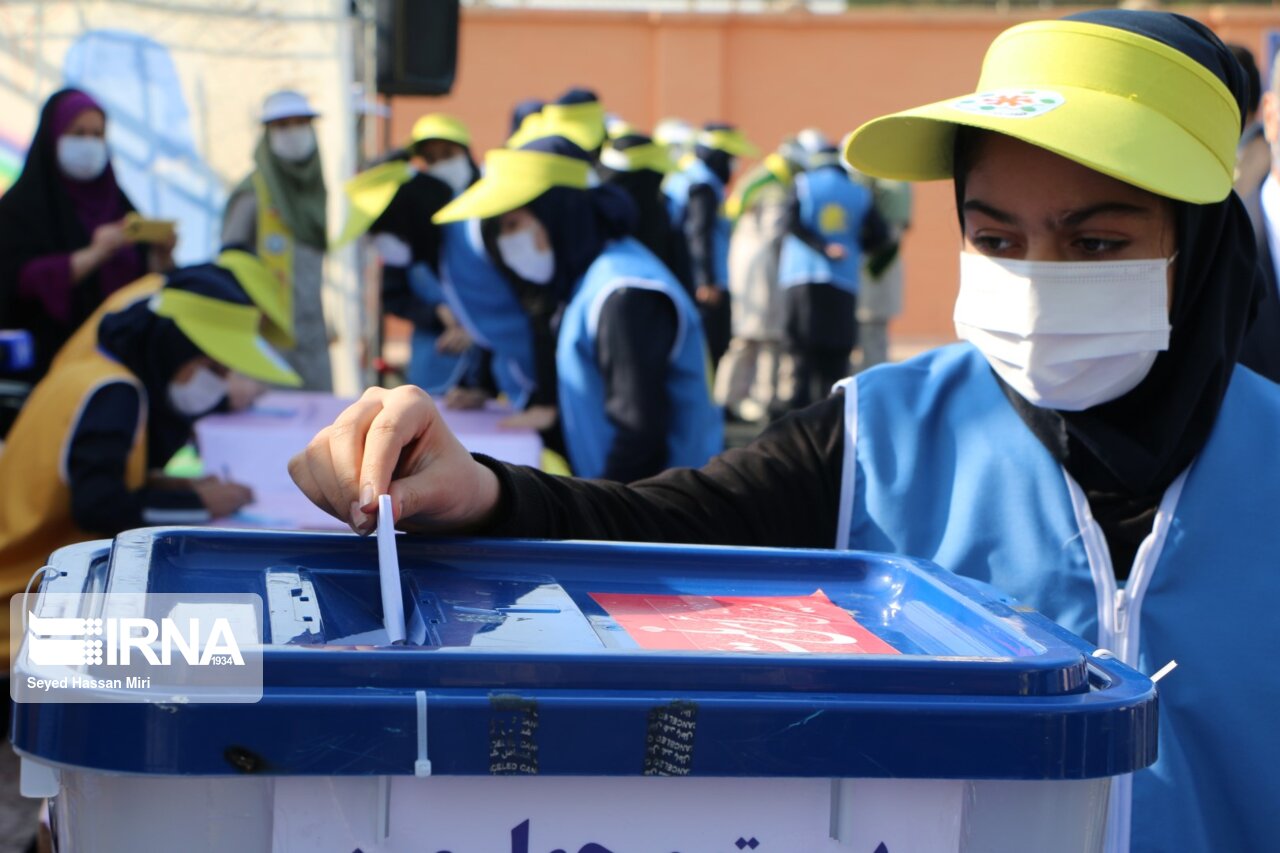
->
xmin=376 ymin=494 xmax=406 ymax=644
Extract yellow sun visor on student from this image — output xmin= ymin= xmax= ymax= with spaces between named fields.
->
xmin=843 ymin=20 xmax=1240 ymax=204
xmin=411 ymin=113 xmax=472 ymax=148
xmin=697 ymin=128 xmax=759 ymax=159
xmin=599 ymin=140 xmax=674 ymax=175
xmin=215 ymin=249 xmax=294 ymax=349
xmin=516 ymin=101 xmax=607 ymax=153
xmin=149 ymin=289 xmax=302 ymax=387
xmin=433 ymin=148 xmax=593 ymax=224
xmin=334 ymin=160 xmax=416 ymax=248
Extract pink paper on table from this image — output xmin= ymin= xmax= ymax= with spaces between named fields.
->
xmin=589 ymin=590 xmax=899 ymax=655
xmin=196 ymin=391 xmax=542 ymax=531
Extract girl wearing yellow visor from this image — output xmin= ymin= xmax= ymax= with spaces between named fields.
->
xmin=441 ymin=136 xmax=722 ymax=481
xmin=0 ymin=268 xmax=300 ymax=644
xmin=292 ymin=12 xmax=1276 ymax=851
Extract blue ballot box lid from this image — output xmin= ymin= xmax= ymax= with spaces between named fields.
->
xmin=12 ymin=528 xmax=1157 ymax=780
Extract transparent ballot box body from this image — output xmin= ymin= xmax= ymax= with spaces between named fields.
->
xmin=11 ymin=528 xmax=1157 ymax=853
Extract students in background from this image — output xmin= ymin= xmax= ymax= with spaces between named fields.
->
xmin=597 ymin=127 xmax=688 ymax=288
xmin=1238 ymin=47 xmax=1280 ymax=383
xmin=664 ymin=123 xmax=758 ymax=369
xmin=1229 ymin=44 xmax=1269 ymax=194
xmin=436 ymin=137 xmax=722 ymax=482
xmin=223 ymin=90 xmax=331 ymax=390
xmin=717 ymin=142 xmax=802 ymax=422
xmin=366 ymin=114 xmax=477 ymax=395
xmin=510 ymin=88 xmax=608 ymax=163
xmin=847 ymin=163 xmax=912 ymax=372
xmin=776 ymin=132 xmax=886 ymax=411
xmin=0 ymin=88 xmax=175 ymax=383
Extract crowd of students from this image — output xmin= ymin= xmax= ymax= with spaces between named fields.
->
xmin=356 ymin=91 xmax=910 ymax=479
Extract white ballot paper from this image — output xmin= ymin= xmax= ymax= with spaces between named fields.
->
xmin=377 ymin=494 xmax=407 ymax=644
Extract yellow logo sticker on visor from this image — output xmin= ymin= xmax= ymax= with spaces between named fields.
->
xmin=950 ymin=89 xmax=1065 ymax=119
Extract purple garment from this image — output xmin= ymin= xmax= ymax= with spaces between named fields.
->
xmin=16 ymin=254 xmax=75 ymax=325
xmin=47 ymin=89 xmax=142 ymax=300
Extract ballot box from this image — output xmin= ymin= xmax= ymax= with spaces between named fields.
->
xmin=10 ymin=528 xmax=1157 ymax=852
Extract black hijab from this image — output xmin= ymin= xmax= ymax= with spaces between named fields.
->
xmin=97 ymin=264 xmax=254 ymax=467
xmin=0 ymin=89 xmax=141 ymax=378
xmin=513 ymin=136 xmax=638 ymax=304
xmin=954 ymin=11 xmax=1265 ymax=576
xmin=599 ymin=132 xmax=680 ymax=275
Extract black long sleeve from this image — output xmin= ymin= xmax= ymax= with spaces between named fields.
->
xmin=785 ymin=188 xmax=830 ymax=254
xmin=859 ymin=204 xmax=891 ymax=254
xmin=786 ymin=178 xmax=893 ymax=257
xmin=474 ymin=391 xmax=845 ymax=548
xmin=66 ymin=382 xmax=208 ymax=535
xmin=595 ymin=287 xmax=679 ymax=482
xmin=683 ymin=183 xmax=723 ymax=288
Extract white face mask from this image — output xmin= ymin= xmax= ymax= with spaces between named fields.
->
xmin=57 ymin=136 xmax=109 ymax=181
xmin=268 ymin=125 xmax=317 ymax=162
xmin=427 ymin=154 xmax=472 ymax=195
xmin=497 ymin=228 xmax=554 ymax=284
xmin=168 ymin=366 xmax=229 ymax=417
xmin=954 ymin=251 xmax=1173 ymax=411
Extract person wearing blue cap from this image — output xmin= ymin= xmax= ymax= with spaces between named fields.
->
xmin=664 ymin=122 xmax=758 ymax=369
xmin=222 ymin=89 xmax=331 ymax=391
xmin=294 ymin=11 xmax=1280 ymax=850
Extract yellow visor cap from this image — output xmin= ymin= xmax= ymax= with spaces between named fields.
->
xmin=411 ymin=113 xmax=472 ymax=148
xmin=335 ymin=160 xmax=416 ymax=248
xmin=599 ymin=141 xmax=674 ymax=175
xmin=843 ymin=20 xmax=1241 ymax=204
xmin=538 ymin=101 xmax=607 ymax=152
xmin=433 ymin=148 xmax=592 ymax=224
xmin=150 ymin=289 xmax=302 ymax=388
xmin=697 ymin=128 xmax=759 ymax=158
xmin=215 ymin=249 xmax=294 ymax=349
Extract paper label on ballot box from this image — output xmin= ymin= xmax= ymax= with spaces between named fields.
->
xmin=589 ymin=590 xmax=899 ymax=655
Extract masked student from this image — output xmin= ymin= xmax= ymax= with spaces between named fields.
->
xmin=359 ymin=114 xmax=480 ymax=396
xmin=0 ymin=88 xmax=177 ymax=384
xmin=664 ymin=123 xmax=758 ymax=370
xmin=293 ymin=12 xmax=1280 ymax=851
xmin=0 ymin=267 xmax=300 ymax=624
xmin=432 ymin=136 xmax=723 ymax=482
xmin=222 ymin=90 xmax=331 ymax=391
xmin=345 ymin=113 xmax=539 ymax=414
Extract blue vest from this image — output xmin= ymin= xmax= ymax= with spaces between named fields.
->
xmin=664 ymin=158 xmax=730 ymax=285
xmin=778 ymin=166 xmax=872 ymax=293
xmin=438 ymin=218 xmax=538 ymax=409
xmin=556 ymin=238 xmax=723 ymax=479
xmin=840 ymin=343 xmax=1280 ymax=853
